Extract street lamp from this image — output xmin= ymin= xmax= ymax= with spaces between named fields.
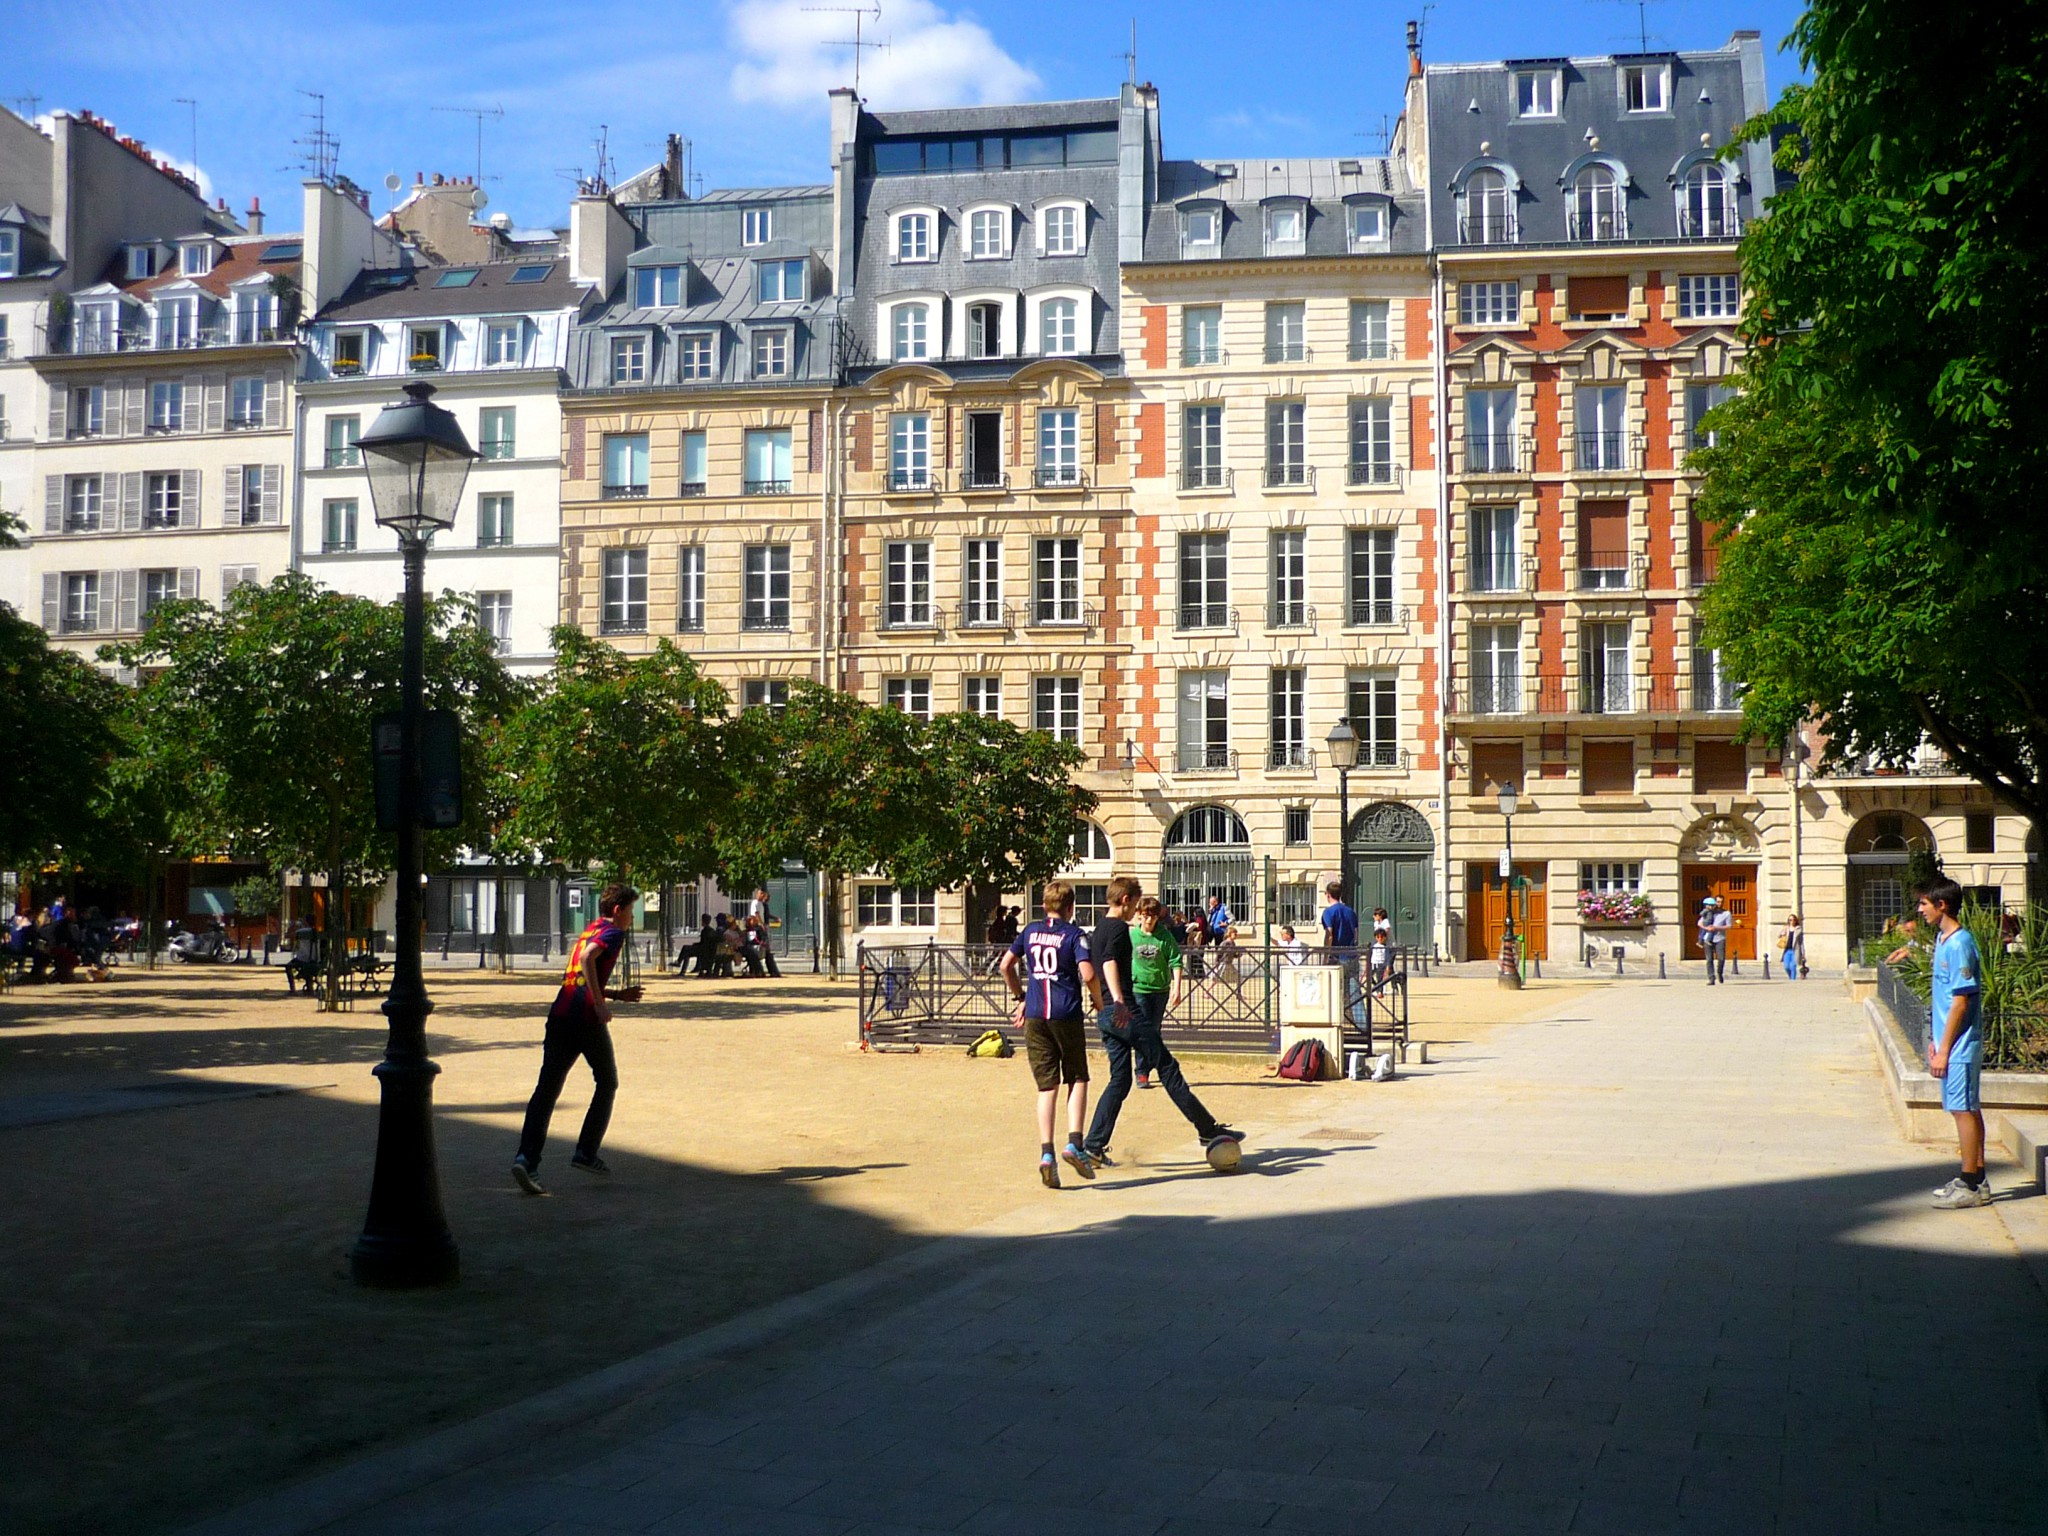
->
xmin=1497 ymin=781 xmax=1523 ymax=990
xmin=1325 ymin=716 xmax=1360 ymax=911
xmin=350 ymin=382 xmax=477 ymax=1289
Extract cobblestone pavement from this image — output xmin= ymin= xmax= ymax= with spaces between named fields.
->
xmin=194 ymin=977 xmax=2048 ymax=1536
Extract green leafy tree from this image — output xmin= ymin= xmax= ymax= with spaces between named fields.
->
xmin=1695 ymin=2 xmax=2048 ymax=853
xmin=0 ymin=601 xmax=125 ymax=874
xmin=895 ymin=712 xmax=1096 ymax=892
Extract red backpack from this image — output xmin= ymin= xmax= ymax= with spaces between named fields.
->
xmin=1277 ymin=1039 xmax=1327 ymax=1082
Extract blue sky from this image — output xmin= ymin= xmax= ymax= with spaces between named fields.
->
xmin=7 ymin=0 xmax=1809 ymax=236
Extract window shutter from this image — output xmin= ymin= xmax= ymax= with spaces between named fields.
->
xmin=44 ymin=475 xmax=63 ymax=532
xmin=182 ymin=469 xmax=201 ymax=522
xmin=261 ymin=465 xmax=282 ymax=523
xmin=222 ymin=465 xmax=242 ymax=526
xmin=807 ymin=409 xmax=823 ymax=472
xmin=1095 ymin=402 xmax=1117 ymax=463
xmin=119 ymin=472 xmax=144 ymax=531
xmin=1582 ymin=741 xmax=1634 ymax=795
xmin=263 ymin=368 xmax=284 ymax=430
xmin=1569 ymin=275 xmax=1629 ymax=318
xmin=116 ymin=570 xmax=139 ymax=632
xmin=98 ymin=571 xmax=119 ymax=632
xmin=47 ymin=385 xmax=67 ymax=440
xmin=179 ymin=567 xmax=199 ymax=601
xmin=122 ymin=382 xmax=145 ymax=437
xmin=41 ymin=573 xmax=59 ymax=632
xmin=183 ymin=373 xmax=203 ymax=433
xmin=203 ymin=375 xmax=225 ymax=433
xmin=1578 ymin=501 xmax=1629 ymax=567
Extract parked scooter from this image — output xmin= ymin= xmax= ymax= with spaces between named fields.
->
xmin=167 ymin=919 xmax=241 ymax=965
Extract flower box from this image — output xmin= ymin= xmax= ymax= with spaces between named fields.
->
xmin=1577 ymin=891 xmax=1654 ymax=925
xmin=332 ymin=360 xmax=362 ymax=376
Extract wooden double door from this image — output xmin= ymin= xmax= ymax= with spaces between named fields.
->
xmin=1465 ymin=862 xmax=1549 ymax=961
xmin=1681 ymin=863 xmax=1758 ymax=959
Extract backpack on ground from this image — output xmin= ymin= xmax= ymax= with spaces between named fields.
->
xmin=966 ymin=1029 xmax=1013 ymax=1058
xmin=1277 ymin=1039 xmax=1327 ymax=1082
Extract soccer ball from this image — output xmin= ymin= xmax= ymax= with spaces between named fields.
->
xmin=1205 ymin=1137 xmax=1243 ymax=1173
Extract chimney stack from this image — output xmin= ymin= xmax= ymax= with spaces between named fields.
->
xmin=1407 ymin=19 xmax=1422 ymax=76
xmin=664 ymin=134 xmax=684 ymax=199
xmin=246 ymin=196 xmax=264 ymax=235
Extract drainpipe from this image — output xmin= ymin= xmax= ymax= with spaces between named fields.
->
xmin=1432 ymin=261 xmax=1454 ymax=960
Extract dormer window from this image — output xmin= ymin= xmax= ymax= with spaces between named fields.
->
xmin=1346 ymin=202 xmax=1387 ymax=249
xmin=125 ymin=244 xmax=161 ymax=280
xmin=407 ymin=324 xmax=445 ymax=372
xmin=756 ymin=258 xmax=806 ymax=303
xmin=155 ymin=296 xmax=198 ymax=350
xmin=1623 ymin=62 xmax=1669 ymax=113
xmin=1264 ymin=202 xmax=1306 ymax=257
xmin=0 ymin=229 xmax=17 ymax=278
xmin=234 ymin=287 xmax=279 ymax=344
xmin=332 ymin=329 xmax=367 ymax=373
xmin=894 ymin=211 xmax=934 ymax=262
xmin=966 ymin=205 xmax=1010 ymax=259
xmin=181 ymin=241 xmax=214 ymax=276
xmin=1180 ymin=206 xmax=1220 ymax=256
xmin=633 ymin=264 xmax=683 ymax=308
xmin=742 ymin=207 xmax=772 ymax=246
xmin=1514 ymin=69 xmax=1560 ymax=117
xmin=1038 ymin=202 xmax=1084 ymax=257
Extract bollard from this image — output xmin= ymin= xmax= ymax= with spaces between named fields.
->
xmin=1659 ymin=952 xmax=1667 ymax=979
xmin=1731 ymin=955 xmax=1740 ymax=976
xmin=1616 ymin=946 xmax=1624 ymax=977
xmin=1585 ymin=946 xmax=1593 ymax=969
xmin=1532 ymin=955 xmax=1542 ymax=979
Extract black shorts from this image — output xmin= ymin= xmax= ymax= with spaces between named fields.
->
xmin=1023 ymin=1015 xmax=1089 ymax=1091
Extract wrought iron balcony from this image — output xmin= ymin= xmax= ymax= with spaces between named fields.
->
xmin=1267 ymin=602 xmax=1315 ymax=631
xmin=1460 ymin=435 xmax=1533 ymax=475
xmin=601 ymin=483 xmax=649 ymax=500
xmin=957 ymin=467 xmax=1008 ymax=492
xmin=1457 ymin=211 xmax=1520 ymax=246
xmin=1263 ymin=462 xmax=1314 ymax=490
xmin=1348 ymin=600 xmax=1409 ymax=628
xmin=1347 ymin=461 xmax=1402 ymax=489
xmin=1176 ymin=743 xmax=1239 ymax=774
xmin=1566 ymin=208 xmax=1630 ymax=242
xmin=955 ymin=601 xmax=1014 ymax=632
xmin=1033 ymin=465 xmax=1086 ymax=490
xmin=1176 ymin=604 xmax=1237 ymax=634
xmin=1181 ymin=464 xmax=1232 ymax=492
xmin=744 ymin=478 xmax=793 ymax=496
xmin=887 ymin=468 xmax=935 ymax=492
xmin=1572 ymin=432 xmax=1645 ymax=474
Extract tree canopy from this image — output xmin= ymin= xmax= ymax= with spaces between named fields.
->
xmin=1695 ymin=2 xmax=2048 ymax=839
xmin=0 ymin=602 xmax=125 ymax=871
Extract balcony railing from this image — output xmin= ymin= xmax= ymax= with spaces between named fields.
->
xmin=1348 ymin=600 xmax=1409 ymax=628
xmin=324 ymin=448 xmax=361 ymax=469
xmin=1580 ymin=672 xmax=1635 ymax=715
xmin=1451 ymin=676 xmax=1526 ymax=716
xmin=1678 ymin=209 xmax=1743 ymax=240
xmin=1267 ymin=744 xmax=1318 ymax=772
xmin=1181 ymin=464 xmax=1232 ymax=492
xmin=1457 ymin=211 xmax=1520 ymax=246
xmin=1566 ymin=209 xmax=1630 ymax=242
xmin=1267 ymin=602 xmax=1315 ymax=631
xmin=742 ymin=610 xmax=793 ymax=632
xmin=1691 ymin=667 xmax=1742 ymax=713
xmin=679 ymin=480 xmax=707 ymax=497
xmin=957 ymin=467 xmax=1008 ymax=492
xmin=53 ymin=324 xmax=288 ymax=357
xmin=1033 ymin=465 xmax=1086 ymax=490
xmin=1572 ymin=433 xmax=1645 ymax=474
xmin=479 ymin=439 xmax=517 ymax=462
xmin=1347 ymin=461 xmax=1401 ymax=489
xmin=887 ymin=468 xmax=935 ymax=492
xmin=599 ymin=615 xmax=648 ymax=636
xmin=1467 ymin=564 xmax=1523 ymax=595
xmin=1360 ymin=744 xmax=1412 ymax=771
xmin=880 ymin=606 xmax=940 ymax=632
xmin=602 ymin=483 xmax=649 ymax=500
xmin=1264 ymin=342 xmax=1310 ymax=364
xmin=1264 ymin=463 xmax=1314 ymax=490
xmin=1027 ymin=603 xmax=1099 ymax=631
xmin=744 ymin=478 xmax=793 ymax=496
xmin=1348 ymin=342 xmax=1394 ymax=363
xmin=1177 ymin=605 xmax=1237 ymax=634
xmin=1823 ymin=746 xmax=1956 ymax=779
xmin=956 ymin=601 xmax=1013 ymax=632
xmin=1181 ymin=346 xmax=1228 ymax=367
xmin=1176 ymin=743 xmax=1239 ymax=774
xmin=1576 ymin=556 xmax=1648 ymax=592
xmin=1460 ymin=435 xmax=1533 ymax=475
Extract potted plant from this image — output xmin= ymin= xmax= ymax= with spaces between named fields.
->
xmin=1577 ymin=889 xmax=1653 ymax=926
xmin=333 ymin=357 xmax=362 ymax=376
xmin=409 ymin=351 xmax=440 ymax=372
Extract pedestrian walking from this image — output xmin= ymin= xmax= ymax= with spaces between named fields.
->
xmin=1778 ymin=914 xmax=1807 ymax=980
xmin=1920 ymin=878 xmax=1992 ymax=1208
xmin=512 ymin=883 xmax=643 ymax=1195
xmin=1698 ymin=896 xmax=1729 ymax=984
xmin=1083 ymin=887 xmax=1242 ymax=1170
xmin=998 ymin=880 xmax=1096 ymax=1188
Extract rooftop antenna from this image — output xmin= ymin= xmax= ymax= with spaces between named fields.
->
xmin=431 ymin=103 xmax=505 ymax=189
xmin=1415 ymin=1 xmax=1437 ymax=50
xmin=1595 ymin=0 xmax=1668 ymax=53
xmin=294 ymin=89 xmax=340 ymax=184
xmin=804 ymin=3 xmax=887 ymax=98
xmin=1116 ymin=19 xmax=1138 ymax=86
xmin=173 ymin=97 xmax=198 ymax=177
xmin=585 ymin=124 xmax=616 ymax=196
xmin=9 ymin=93 xmax=43 ymax=123
xmin=1355 ymin=114 xmax=1394 ymax=156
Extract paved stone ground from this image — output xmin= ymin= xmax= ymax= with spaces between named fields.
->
xmin=196 ymin=977 xmax=2048 ymax=1536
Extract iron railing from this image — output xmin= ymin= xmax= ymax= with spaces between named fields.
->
xmin=1264 ymin=463 xmax=1314 ymax=489
xmin=1033 ymin=465 xmax=1086 ymax=490
xmin=1572 ymin=432 xmax=1644 ymax=474
xmin=1460 ymin=435 xmax=1533 ymax=475
xmin=1267 ymin=602 xmax=1315 ymax=630
xmin=957 ymin=468 xmax=1008 ymax=492
xmin=1181 ymin=464 xmax=1232 ymax=491
xmin=1176 ymin=744 xmax=1240 ymax=774
xmin=744 ymin=478 xmax=793 ymax=496
xmin=1566 ymin=209 xmax=1629 ymax=242
xmin=1348 ymin=461 xmax=1402 ymax=488
xmin=956 ymin=601 xmax=1014 ymax=632
xmin=1457 ymin=212 xmax=1520 ymax=246
xmin=1177 ymin=604 xmax=1236 ymax=633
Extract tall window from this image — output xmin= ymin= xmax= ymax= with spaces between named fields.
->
xmin=751 ymin=328 xmax=789 ymax=377
xmin=1686 ymin=381 xmax=1737 ymax=451
xmin=884 ymin=540 xmax=933 ymax=627
xmin=1037 ymin=408 xmax=1080 ymax=486
xmin=1349 ymin=528 xmax=1396 ymax=625
xmin=322 ymin=498 xmax=358 ymax=553
xmin=1576 ymin=385 xmax=1629 ymax=470
xmin=969 ymin=207 xmax=1006 ymax=258
xmin=884 ymin=677 xmax=933 ymax=719
xmin=1270 ymin=530 xmax=1306 ymax=627
xmin=1039 ymin=297 xmax=1079 ymax=356
xmin=1458 ymin=280 xmax=1519 ymax=325
xmin=965 ymin=411 xmax=1003 ymax=486
xmin=678 ymin=332 xmax=715 ymax=379
xmin=742 ymin=208 xmax=772 ymax=246
xmin=1569 ymin=164 xmax=1625 ymax=241
xmin=61 ymin=573 xmax=100 ymax=632
xmin=1182 ymin=405 xmax=1224 ymax=489
xmin=478 ymin=494 xmax=514 ymax=547
xmin=155 ymin=297 xmax=195 ymax=349
xmin=1182 ymin=305 xmax=1222 ymax=365
xmin=1471 ymin=505 xmax=1520 ymax=591
xmin=681 ymin=430 xmax=707 ymax=495
xmin=1693 ymin=641 xmax=1740 ymax=711
xmin=601 ymin=548 xmax=647 ymax=633
xmin=892 ymin=303 xmax=930 ymax=361
xmin=1269 ymin=668 xmax=1306 ymax=767
xmin=1349 ymin=397 xmax=1394 ymax=485
xmin=1348 ymin=673 xmax=1400 ymax=768
xmin=65 ymin=475 xmax=103 ymax=532
xmin=756 ymin=260 xmax=806 ymax=302
xmin=678 ymin=545 xmax=705 ymax=632
xmin=1471 ymin=623 xmax=1521 ymax=714
xmin=1461 ymin=169 xmax=1515 ymax=244
xmin=1465 ymin=387 xmax=1518 ymax=472
xmin=1264 ymin=301 xmax=1305 ymax=363
xmin=966 ymin=302 xmax=1002 ymax=358
xmin=1681 ymin=164 xmax=1737 ymax=239
xmin=141 ymin=569 xmax=180 ymax=623
xmin=485 ymin=321 xmax=521 ymax=365
xmin=895 ymin=212 xmax=932 ymax=261
xmin=325 ymin=414 xmax=360 ymax=468
xmin=964 ymin=539 xmax=1003 ymax=626
xmin=229 ymin=376 xmax=264 ymax=429
xmin=1035 ymin=676 xmax=1082 ymax=743
xmin=0 ymin=229 xmax=16 ymax=278
xmin=743 ymin=544 xmax=791 ymax=629
xmin=964 ymin=676 xmax=1002 ymax=718
xmin=889 ymin=414 xmax=930 ymax=490
xmin=633 ymin=265 xmax=682 ymax=306
xmin=1266 ymin=401 xmax=1307 ymax=486
xmin=1041 ymin=204 xmax=1081 ymax=255
xmin=1623 ymin=63 xmax=1669 ymax=112
xmin=145 ymin=472 xmax=184 ymax=529
xmin=611 ymin=335 xmax=648 ymax=384
xmin=743 ymin=428 xmax=792 ymax=494
xmin=1033 ymin=536 xmax=1082 ymax=624
xmin=70 ymin=385 xmax=104 ymax=437
xmin=237 ymin=465 xmax=265 ymax=526
xmin=1177 ymin=671 xmax=1230 ymax=771
xmin=603 ymin=432 xmax=649 ymax=497
xmin=1349 ymin=300 xmax=1390 ymax=360
xmin=149 ymin=380 xmax=183 ymax=432
xmin=479 ymin=407 xmax=516 ymax=459
xmin=1677 ymin=273 xmax=1741 ymax=321
xmin=1179 ymin=533 xmax=1229 ymax=629
xmin=1582 ymin=621 xmax=1632 ymax=713
xmin=476 ymin=592 xmax=512 ymax=653
xmin=1577 ymin=501 xmax=1630 ymax=589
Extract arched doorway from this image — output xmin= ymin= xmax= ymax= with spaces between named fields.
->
xmin=1845 ymin=810 xmax=1936 ymax=952
xmin=1160 ymin=806 xmax=1252 ymax=923
xmin=1348 ymin=801 xmax=1434 ymax=953
xmin=1680 ymin=814 xmax=1762 ymax=959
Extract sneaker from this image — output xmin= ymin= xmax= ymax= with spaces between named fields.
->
xmin=1136 ymin=1072 xmax=1154 ymax=1089
xmin=1061 ymin=1142 xmax=1096 ymax=1180
xmin=511 ymin=1157 xmax=547 ymax=1196
xmin=1203 ymin=1126 xmax=1246 ymax=1147
xmin=1039 ymin=1152 xmax=1060 ymax=1189
xmin=570 ymin=1154 xmax=610 ymax=1176
xmin=1933 ymin=1181 xmax=1992 ymax=1209
xmin=1088 ymin=1149 xmax=1118 ymax=1170
xmin=1932 ymin=1176 xmax=1965 ymax=1199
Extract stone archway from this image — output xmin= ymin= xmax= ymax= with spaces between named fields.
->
xmin=1844 ymin=810 xmax=1936 ymax=950
xmin=1347 ymin=801 xmax=1435 ymax=952
xmin=1159 ymin=805 xmax=1252 ymax=924
xmin=1680 ymin=814 xmax=1762 ymax=959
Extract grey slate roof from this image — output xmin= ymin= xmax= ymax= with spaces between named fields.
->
xmin=1138 ymin=158 xmax=1427 ymax=263
xmin=317 ymin=259 xmax=590 ymax=321
xmin=862 ymin=99 xmax=1119 ymax=135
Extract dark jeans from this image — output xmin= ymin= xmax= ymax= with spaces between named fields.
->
xmin=516 ymin=1011 xmax=618 ymax=1170
xmin=1704 ymin=940 xmax=1727 ymax=983
xmin=1084 ymin=992 xmax=1218 ymax=1155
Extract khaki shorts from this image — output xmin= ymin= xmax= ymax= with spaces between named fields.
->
xmin=1023 ymin=1015 xmax=1090 ymax=1091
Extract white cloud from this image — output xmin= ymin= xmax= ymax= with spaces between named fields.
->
xmin=728 ymin=0 xmax=1040 ymax=111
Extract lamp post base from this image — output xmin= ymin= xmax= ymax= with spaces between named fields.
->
xmin=349 ymin=1053 xmax=459 ymax=1289
xmin=1497 ymin=933 xmax=1524 ymax=991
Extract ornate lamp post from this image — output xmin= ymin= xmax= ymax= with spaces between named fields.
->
xmin=350 ymin=382 xmax=477 ymax=1288
xmin=1325 ymin=716 xmax=1360 ymax=910
xmin=1498 ymin=781 xmax=1523 ymax=990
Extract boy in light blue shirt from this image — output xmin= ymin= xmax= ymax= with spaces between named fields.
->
xmin=1919 ymin=877 xmax=1989 ymax=1209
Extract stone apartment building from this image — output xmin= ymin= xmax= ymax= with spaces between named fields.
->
xmin=1119 ymin=152 xmax=1439 ymax=950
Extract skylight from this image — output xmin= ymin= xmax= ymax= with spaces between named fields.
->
xmin=434 ymin=269 xmax=480 ymax=288
xmin=510 ymin=264 xmax=553 ymax=283
xmin=260 ymin=241 xmax=303 ymax=262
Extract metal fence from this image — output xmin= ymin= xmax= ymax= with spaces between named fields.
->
xmin=857 ymin=942 xmax=1410 ymax=1058
xmin=1876 ymin=960 xmax=1929 ymax=1055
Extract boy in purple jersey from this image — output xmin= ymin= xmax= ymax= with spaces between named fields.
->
xmin=999 ymin=880 xmax=1098 ymax=1188
xmin=512 ymin=883 xmax=643 ymax=1195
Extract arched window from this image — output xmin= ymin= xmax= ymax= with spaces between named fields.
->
xmin=1160 ymin=806 xmax=1252 ymax=928
xmin=1569 ymin=165 xmax=1625 ymax=241
xmin=1039 ymin=296 xmax=1079 ymax=356
xmin=891 ymin=302 xmax=930 ymax=361
xmin=1069 ymin=820 xmax=1113 ymax=864
xmin=1461 ymin=168 xmax=1514 ymax=245
xmin=1165 ymin=806 xmax=1250 ymax=847
xmin=1680 ymin=162 xmax=1736 ymax=239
